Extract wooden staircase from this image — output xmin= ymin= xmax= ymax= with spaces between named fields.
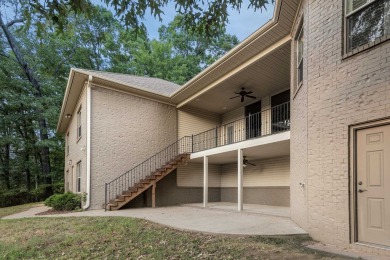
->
xmin=106 ymin=153 xmax=190 ymax=211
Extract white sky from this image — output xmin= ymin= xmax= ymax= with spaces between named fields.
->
xmin=93 ymin=0 xmax=274 ymax=41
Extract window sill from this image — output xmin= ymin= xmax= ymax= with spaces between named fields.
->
xmin=76 ymin=136 xmax=82 ymax=143
xmin=343 ymin=35 xmax=390 ymax=60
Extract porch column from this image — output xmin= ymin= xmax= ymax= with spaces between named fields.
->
xmin=237 ymin=149 xmax=243 ymax=211
xmin=203 ymin=156 xmax=208 ymax=207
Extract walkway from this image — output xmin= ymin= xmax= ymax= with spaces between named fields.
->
xmin=3 ymin=203 xmax=306 ymax=236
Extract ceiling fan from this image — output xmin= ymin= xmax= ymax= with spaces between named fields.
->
xmin=230 ymin=87 xmax=256 ymax=102
xmin=243 ymin=156 xmax=256 ymax=167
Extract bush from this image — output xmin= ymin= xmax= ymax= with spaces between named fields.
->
xmin=53 ymin=182 xmax=65 ymax=194
xmin=0 ymin=183 xmax=66 ymax=208
xmin=0 ymin=190 xmax=35 ymax=208
xmin=45 ymin=192 xmax=81 ymax=211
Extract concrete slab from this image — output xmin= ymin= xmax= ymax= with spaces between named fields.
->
xmin=2 ymin=204 xmax=306 ymax=236
xmin=184 ymin=202 xmax=291 ymax=218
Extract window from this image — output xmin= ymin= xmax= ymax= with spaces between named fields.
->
xmin=65 ymin=170 xmax=69 ymax=192
xmin=77 ymin=107 xmax=82 ymax=139
xmin=66 ymin=132 xmax=69 ymax=156
xmin=345 ymin=0 xmax=390 ymax=52
xmin=76 ymin=161 xmax=81 ymax=193
xmin=296 ymin=25 xmax=304 ymax=87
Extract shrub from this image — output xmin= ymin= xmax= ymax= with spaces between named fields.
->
xmin=0 ymin=190 xmax=35 ymax=208
xmin=52 ymin=182 xmax=65 ymax=194
xmin=45 ymin=192 xmax=81 ymax=211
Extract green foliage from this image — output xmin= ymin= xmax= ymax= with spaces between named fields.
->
xmin=23 ymin=0 xmax=272 ymax=37
xmin=44 ymin=192 xmax=81 ymax=211
xmin=0 ymin=3 xmax=239 ymax=193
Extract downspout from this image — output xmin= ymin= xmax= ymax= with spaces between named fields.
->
xmin=83 ymin=75 xmax=92 ymax=209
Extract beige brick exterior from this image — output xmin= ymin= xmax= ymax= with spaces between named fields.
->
xmin=64 ymin=84 xmax=87 ymax=201
xmin=89 ymin=85 xmax=177 ymax=209
xmin=291 ymin=0 xmax=390 ymax=254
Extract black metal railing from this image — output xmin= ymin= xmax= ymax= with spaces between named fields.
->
xmin=105 ymin=136 xmax=192 ymax=210
xmin=192 ymin=101 xmax=290 ymax=152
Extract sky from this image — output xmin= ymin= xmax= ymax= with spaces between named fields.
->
xmin=93 ymin=1 xmax=274 ymax=41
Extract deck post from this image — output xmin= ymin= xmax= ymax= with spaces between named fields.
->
xmin=203 ymin=156 xmax=208 ymax=207
xmin=152 ymin=183 xmax=156 ymax=208
xmin=237 ymin=149 xmax=243 ymax=212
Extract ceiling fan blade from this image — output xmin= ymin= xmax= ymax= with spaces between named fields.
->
xmin=246 ymin=95 xmax=256 ymax=99
xmin=248 ymin=162 xmax=256 ymax=166
xmin=230 ymin=96 xmax=240 ymax=99
xmin=246 ymin=91 xmax=253 ymax=95
xmin=241 ymin=96 xmax=244 ymax=102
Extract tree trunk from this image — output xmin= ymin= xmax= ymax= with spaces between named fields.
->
xmin=0 ymin=14 xmax=52 ymax=184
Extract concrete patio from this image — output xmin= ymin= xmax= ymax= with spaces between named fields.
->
xmin=3 ymin=202 xmax=306 ymax=236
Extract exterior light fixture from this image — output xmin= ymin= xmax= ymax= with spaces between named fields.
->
xmin=65 ymin=114 xmax=72 ymax=118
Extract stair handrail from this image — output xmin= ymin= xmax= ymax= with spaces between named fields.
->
xmin=105 ymin=136 xmax=192 ymax=210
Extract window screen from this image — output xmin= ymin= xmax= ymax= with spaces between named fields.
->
xmin=346 ymin=0 xmax=390 ymax=52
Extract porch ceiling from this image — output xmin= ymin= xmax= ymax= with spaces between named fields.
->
xmin=183 ymin=42 xmax=291 ymax=114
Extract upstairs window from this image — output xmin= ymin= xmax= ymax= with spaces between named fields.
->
xmin=296 ymin=25 xmax=304 ymax=87
xmin=345 ymin=0 xmax=390 ymax=52
xmin=77 ymin=106 xmax=82 ymax=139
xmin=66 ymin=132 xmax=69 ymax=156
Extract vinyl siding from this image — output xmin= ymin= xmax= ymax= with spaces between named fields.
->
xmin=177 ymin=163 xmax=221 ymax=187
xmin=220 ymin=156 xmax=290 ymax=187
xmin=222 ymin=107 xmax=244 ymax=125
xmin=178 ymin=107 xmax=221 ymax=138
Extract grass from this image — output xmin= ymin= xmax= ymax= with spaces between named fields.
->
xmin=0 ymin=202 xmax=43 ymax=218
xmin=0 ymin=217 xmax=353 ymax=259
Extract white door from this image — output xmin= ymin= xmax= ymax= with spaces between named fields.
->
xmin=356 ymin=124 xmax=390 ymax=247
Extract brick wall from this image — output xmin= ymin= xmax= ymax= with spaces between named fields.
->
xmin=64 ymin=83 xmax=87 ymax=199
xmin=291 ymin=0 xmax=390 ymax=252
xmin=89 ymin=85 xmax=177 ymax=209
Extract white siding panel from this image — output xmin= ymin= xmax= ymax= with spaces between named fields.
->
xmin=177 ymin=163 xmax=221 ymax=187
xmin=178 ymin=107 xmax=221 ymax=138
xmin=220 ymin=156 xmax=290 ymax=187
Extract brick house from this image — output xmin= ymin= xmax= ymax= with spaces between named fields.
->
xmin=57 ymin=0 xmax=390 ymax=256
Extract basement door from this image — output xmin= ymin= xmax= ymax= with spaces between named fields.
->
xmin=356 ymin=124 xmax=390 ymax=247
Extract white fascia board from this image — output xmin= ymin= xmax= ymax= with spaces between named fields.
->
xmin=190 ymin=131 xmax=290 ymax=159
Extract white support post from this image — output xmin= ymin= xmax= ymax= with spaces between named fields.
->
xmin=203 ymin=156 xmax=208 ymax=208
xmin=237 ymin=149 xmax=243 ymax=212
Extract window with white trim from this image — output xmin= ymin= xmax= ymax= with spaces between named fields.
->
xmin=296 ymin=25 xmax=304 ymax=87
xmin=345 ymin=0 xmax=390 ymax=52
xmin=77 ymin=107 xmax=82 ymax=139
xmin=76 ymin=161 xmax=81 ymax=193
xmin=66 ymin=132 xmax=69 ymax=156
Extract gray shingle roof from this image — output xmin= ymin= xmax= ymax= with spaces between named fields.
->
xmin=74 ymin=69 xmax=182 ymax=97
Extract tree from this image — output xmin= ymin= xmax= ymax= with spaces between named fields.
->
xmin=110 ymin=15 xmax=239 ymax=84
xmin=22 ymin=0 xmax=272 ymax=37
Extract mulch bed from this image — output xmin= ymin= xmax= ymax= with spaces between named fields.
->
xmin=36 ymin=209 xmax=73 ymax=215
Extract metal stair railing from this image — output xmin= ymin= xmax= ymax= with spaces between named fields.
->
xmin=105 ymin=136 xmax=192 ymax=210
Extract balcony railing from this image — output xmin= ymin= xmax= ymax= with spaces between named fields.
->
xmin=192 ymin=101 xmax=290 ymax=153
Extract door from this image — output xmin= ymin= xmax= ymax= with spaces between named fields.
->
xmin=356 ymin=124 xmax=390 ymax=247
xmin=271 ymin=90 xmax=290 ymax=133
xmin=245 ymin=100 xmax=261 ymax=139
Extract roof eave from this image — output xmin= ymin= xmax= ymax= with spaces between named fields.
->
xmin=169 ymin=0 xmax=283 ymax=100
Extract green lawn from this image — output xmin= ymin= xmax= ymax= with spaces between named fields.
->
xmin=0 ymin=202 xmax=43 ymax=218
xmin=0 ymin=216 xmax=351 ymax=259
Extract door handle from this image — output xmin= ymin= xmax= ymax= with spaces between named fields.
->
xmin=358 ymin=189 xmax=367 ymax=193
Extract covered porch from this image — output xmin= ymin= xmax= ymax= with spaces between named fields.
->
xmin=175 ymin=37 xmax=292 ymax=213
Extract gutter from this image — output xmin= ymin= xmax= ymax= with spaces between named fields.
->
xmin=83 ymin=75 xmax=92 ymax=209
